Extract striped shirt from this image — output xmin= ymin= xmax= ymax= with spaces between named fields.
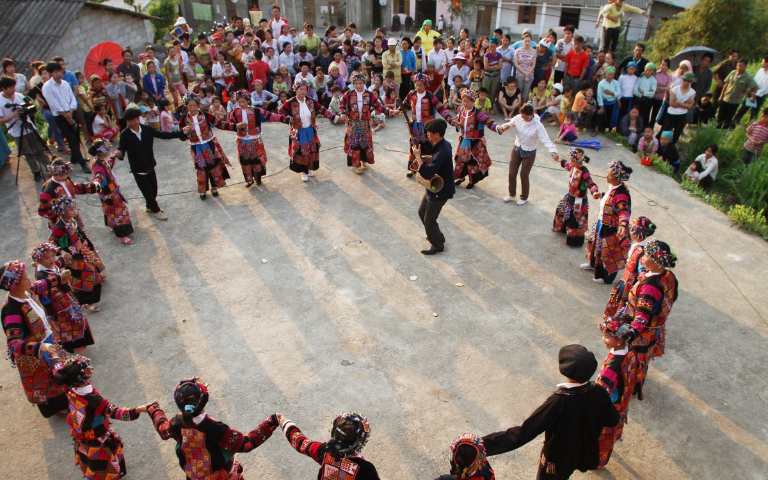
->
xmin=745 ymin=120 xmax=768 ymax=154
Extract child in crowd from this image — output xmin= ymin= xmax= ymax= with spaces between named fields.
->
xmin=328 ymin=85 xmax=342 ymax=116
xmin=384 ymin=88 xmax=399 ymax=110
xmin=687 ymin=143 xmax=719 ymax=188
xmin=209 ymin=96 xmax=227 ymax=120
xmin=124 ymin=73 xmax=139 ymax=104
xmin=146 ymin=98 xmax=160 ymax=129
xmin=657 ymin=131 xmax=680 ymax=172
xmin=227 ymin=94 xmax=238 ymax=113
xmin=469 ymin=58 xmax=483 ymax=92
xmin=92 ymin=104 xmax=118 ymax=141
xmin=617 ymin=63 xmax=638 ymax=120
xmin=575 ymin=86 xmax=597 ymax=132
xmin=475 ymin=87 xmax=492 ymax=115
xmin=272 ymin=72 xmax=289 ymax=96
xmin=693 ymin=93 xmax=716 ymax=125
xmin=276 ymin=91 xmax=289 ymax=110
xmin=200 ymin=87 xmax=215 ymax=111
xmin=637 ymin=126 xmax=658 ymax=157
xmin=560 ymin=86 xmax=574 ymax=123
xmin=370 ymin=74 xmax=385 ymax=98
xmin=682 ymin=161 xmax=700 ymax=183
xmin=449 ymin=75 xmax=465 ymax=110
xmin=139 ymin=105 xmax=150 ymax=125
xmin=433 ymin=434 xmax=495 ymax=480
xmin=159 ymin=99 xmax=177 ymax=132
xmin=555 ymin=115 xmax=578 ymax=143
xmin=222 ymin=62 xmax=237 ymax=97
xmin=383 ymin=71 xmax=397 ymax=94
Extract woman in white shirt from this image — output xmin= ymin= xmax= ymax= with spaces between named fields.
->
xmin=500 ymin=103 xmax=560 ymax=205
xmin=662 ymin=71 xmax=696 ymax=144
xmin=686 ymin=143 xmax=719 ymax=188
xmin=1 ymin=59 xmax=31 ymax=94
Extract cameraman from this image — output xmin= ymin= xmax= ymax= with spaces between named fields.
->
xmin=0 ymin=77 xmax=50 ymax=181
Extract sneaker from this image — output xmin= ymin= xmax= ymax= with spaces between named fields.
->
xmin=154 ymin=211 xmax=168 ymax=221
xmin=580 ymin=263 xmax=594 ymax=270
xmin=307 ymin=170 xmax=315 ymax=177
xmin=516 ymin=199 xmax=527 ymax=205
xmin=301 ymin=173 xmax=309 ymax=182
xmin=593 ymin=278 xmax=606 ymax=284
xmin=503 ymin=195 xmax=515 ymax=202
xmin=118 ymin=237 xmax=134 ymax=245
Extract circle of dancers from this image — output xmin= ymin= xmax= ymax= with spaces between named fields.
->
xmin=2 ymin=73 xmax=679 ymax=480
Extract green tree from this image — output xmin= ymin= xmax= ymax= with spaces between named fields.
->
xmin=147 ymin=0 xmax=179 ymax=43
xmin=648 ymin=0 xmax=768 ymax=62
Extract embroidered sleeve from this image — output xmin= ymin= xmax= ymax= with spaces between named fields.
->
xmin=214 ymin=114 xmax=237 ymax=132
xmin=49 ymin=224 xmax=71 ymax=252
xmin=73 ymin=181 xmax=98 ymax=195
xmin=315 ymin=99 xmax=337 ymax=121
xmin=338 ymin=93 xmax=348 ymax=116
xmin=281 ymin=419 xmax=326 ymax=463
xmin=476 ymin=110 xmax=500 ymax=132
xmin=596 ymin=354 xmax=624 ymax=404
xmin=147 ymin=402 xmax=180 ymax=441
xmin=614 ymin=192 xmax=631 ymax=226
xmin=217 ymin=415 xmax=278 ymax=452
xmin=2 ymin=307 xmax=42 ymax=359
xmin=38 ymin=188 xmax=55 ymax=220
xmin=434 ymin=96 xmax=454 ymax=124
xmin=97 ymin=397 xmax=140 ymax=422
xmin=402 ymin=91 xmax=414 ymax=111
xmin=631 ymin=281 xmax=663 ymax=332
xmin=261 ymin=108 xmax=290 ymax=124
xmin=583 ymin=168 xmax=599 ymax=193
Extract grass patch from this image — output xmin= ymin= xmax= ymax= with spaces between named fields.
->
xmin=727 ymin=205 xmax=768 ymax=240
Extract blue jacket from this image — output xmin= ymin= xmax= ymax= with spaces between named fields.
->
xmin=401 ymin=49 xmax=416 ymax=74
xmin=418 ymin=138 xmax=454 ymax=201
xmin=142 ymin=72 xmax=167 ymax=99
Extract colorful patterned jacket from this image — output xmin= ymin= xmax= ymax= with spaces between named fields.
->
xmin=148 ymin=404 xmax=277 ymax=479
xmin=1 ymin=275 xmax=67 ymax=404
xmin=281 ymin=420 xmax=380 ymax=480
xmin=599 ymin=184 xmax=631 ymax=229
xmin=623 ymin=270 xmax=678 ymax=351
xmin=456 ymin=107 xmax=501 ymax=139
xmin=339 ymin=90 xmax=392 ymax=121
xmin=280 ymin=97 xmax=337 ymax=131
xmin=66 ymin=385 xmax=140 ymax=444
xmin=38 ymin=178 xmax=98 ymax=226
xmin=180 ymin=112 xmax=219 ymax=144
xmin=35 ymin=264 xmax=86 ymax=343
xmin=561 ymin=160 xmax=598 ymax=199
xmin=218 ymin=107 xmax=289 ymax=139
xmin=596 ymin=349 xmax=638 ymax=420
xmin=402 ymin=89 xmax=453 ymax=124
xmin=92 ymin=156 xmax=122 ymax=198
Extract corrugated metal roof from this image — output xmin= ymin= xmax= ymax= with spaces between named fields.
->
xmin=0 ymin=0 xmax=85 ymax=76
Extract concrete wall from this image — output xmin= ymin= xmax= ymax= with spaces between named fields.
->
xmin=57 ymin=6 xmax=153 ymax=74
xmin=647 ymin=2 xmax=684 ymax=39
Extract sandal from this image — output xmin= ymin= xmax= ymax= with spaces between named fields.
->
xmin=355 ymin=168 xmax=364 ymax=174
xmin=83 ymin=304 xmax=100 ymax=313
xmin=118 ymin=237 xmax=134 ymax=245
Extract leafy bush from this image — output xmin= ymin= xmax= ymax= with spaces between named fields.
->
xmin=727 ymin=205 xmax=768 ymax=239
xmin=681 ymin=177 xmax=727 ymax=211
xmin=723 ymin=160 xmax=768 ymax=211
xmin=651 ymin=157 xmax=676 ymax=178
xmin=147 ymin=0 xmax=178 ymax=43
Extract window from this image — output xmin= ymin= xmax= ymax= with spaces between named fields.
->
xmin=397 ymin=0 xmax=409 ymax=14
xmin=559 ymin=8 xmax=581 ymax=29
xmin=518 ymin=6 xmax=537 ymax=24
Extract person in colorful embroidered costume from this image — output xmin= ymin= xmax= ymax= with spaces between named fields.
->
xmin=552 ymin=148 xmax=601 ymax=246
xmin=1 ymin=259 xmax=71 ymax=417
xmin=280 ymin=79 xmax=342 ymax=182
xmin=482 ymin=344 xmax=619 ymax=480
xmin=147 ymin=377 xmax=279 ymax=479
xmin=615 ymin=239 xmax=678 ymax=401
xmin=49 ymin=196 xmax=106 ymax=312
xmin=402 ymin=72 xmax=454 ymax=178
xmin=434 ymin=433 xmax=495 ymax=480
xmin=88 ymin=140 xmax=134 ymax=245
xmin=216 ymin=89 xmax=290 ymax=187
xmin=582 ymin=160 xmax=633 ymax=284
xmin=595 ymin=318 xmax=638 ymax=469
xmin=38 ymin=157 xmax=101 ymax=231
xmin=604 ymin=216 xmax=656 ymax=319
xmin=52 ymin=356 xmax=151 ymax=480
xmin=179 ymin=93 xmax=233 ymax=199
xmin=277 ymin=411 xmax=381 ymax=479
xmin=452 ymin=89 xmax=505 ymax=189
xmin=31 ymin=243 xmax=94 ymax=353
xmin=340 ymin=73 xmax=400 ymax=174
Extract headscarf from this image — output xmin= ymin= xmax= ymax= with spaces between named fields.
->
xmin=350 ymin=72 xmax=367 ymax=84
xmin=569 ymin=147 xmax=588 ymax=163
xmin=449 ymin=433 xmax=489 ymax=479
xmin=608 ymin=160 xmax=631 ymax=182
xmin=626 ymin=61 xmax=638 ymax=71
xmin=293 ymin=79 xmax=310 ymax=92
xmin=183 ymin=92 xmax=201 ymax=105
xmin=660 ymin=131 xmax=673 ymax=140
xmin=0 ymin=260 xmax=25 ymax=291
xmin=630 ymin=216 xmax=656 ymax=240
xmin=48 ymin=157 xmax=72 ymax=176
xmin=412 ymin=72 xmax=429 ymax=84
xmin=645 ymin=63 xmax=657 ymax=72
xmin=88 ymin=139 xmax=111 ymax=157
xmin=605 ymin=67 xmax=616 ymax=75
xmin=461 ymin=89 xmax=477 ymax=101
xmin=329 ymin=61 xmax=340 ymax=71
xmin=644 ymin=238 xmax=677 ymax=269
xmin=598 ymin=317 xmax=622 ymax=337
xmin=30 ymin=243 xmax=58 ymax=263
xmin=675 ymin=60 xmax=692 ymax=78
xmin=327 ymin=412 xmax=371 ymax=458
xmin=173 ymin=377 xmax=210 ymax=417
xmin=489 ymin=36 xmax=499 ymax=45
xmin=52 ymin=355 xmax=93 ymax=387
xmin=235 ymin=89 xmax=250 ymax=101
xmin=52 ymin=195 xmax=76 ymax=217
xmin=422 ymin=19 xmax=433 ymax=27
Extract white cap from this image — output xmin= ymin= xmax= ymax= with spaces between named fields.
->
xmin=522 ymin=28 xmax=532 ymax=35
xmin=552 ymin=83 xmax=563 ymax=92
xmin=389 ymin=38 xmax=398 ymax=45
xmin=174 ymin=17 xmax=187 ymax=27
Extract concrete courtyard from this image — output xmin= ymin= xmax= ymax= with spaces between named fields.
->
xmin=0 ymin=114 xmax=767 ymax=479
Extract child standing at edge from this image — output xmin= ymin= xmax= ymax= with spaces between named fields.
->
xmin=89 ymin=140 xmax=134 ymax=245
xmin=434 ymin=433 xmax=495 ymax=480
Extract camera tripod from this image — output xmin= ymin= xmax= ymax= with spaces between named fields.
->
xmin=12 ymin=113 xmax=53 ymax=185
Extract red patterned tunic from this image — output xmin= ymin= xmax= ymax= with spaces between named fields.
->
xmin=38 ymin=177 xmax=99 ymax=230
xmin=604 ymin=240 xmax=648 ymax=318
xmin=1 ymin=275 xmax=68 ymax=416
xmin=586 ymin=183 xmax=632 ymax=277
xmin=148 ymin=403 xmax=278 ymax=479
xmin=64 ymin=385 xmax=141 ymax=480
xmin=92 ymin=155 xmax=133 ymax=238
xmin=49 ymin=217 xmax=105 ymax=305
xmin=454 ymin=106 xmax=502 ymax=185
xmin=595 ymin=348 xmax=638 ymax=468
xmin=339 ymin=89 xmax=394 ymax=168
xmin=279 ymin=96 xmax=338 ymax=173
xmin=553 ymin=160 xmax=598 ymax=247
xmin=179 ymin=112 xmax=232 ymax=194
xmin=36 ymin=264 xmax=94 ymax=351
xmin=402 ymin=89 xmax=453 ymax=171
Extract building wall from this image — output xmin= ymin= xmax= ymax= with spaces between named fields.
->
xmin=57 ymin=6 xmax=153 ymax=74
xmin=647 ymin=2 xmax=684 ymax=39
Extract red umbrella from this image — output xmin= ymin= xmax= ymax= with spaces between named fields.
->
xmin=84 ymin=42 xmax=124 ymax=80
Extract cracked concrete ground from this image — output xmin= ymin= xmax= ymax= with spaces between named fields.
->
xmin=1 ymin=113 xmax=767 ymax=480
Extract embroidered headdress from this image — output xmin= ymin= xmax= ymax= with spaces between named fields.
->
xmin=644 ymin=238 xmax=677 ymax=269
xmin=630 ymin=216 xmax=656 ymax=240
xmin=48 ymin=157 xmax=72 ymax=176
xmin=30 ymin=243 xmax=59 ymax=263
xmin=52 ymin=355 xmax=93 ymax=387
xmin=235 ymin=89 xmax=251 ymax=101
xmin=174 ymin=377 xmax=210 ymax=417
xmin=52 ymin=196 xmax=76 ymax=216
xmin=0 ymin=260 xmax=25 ymax=291
xmin=327 ymin=412 xmax=371 ymax=458
xmin=608 ymin=160 xmax=632 ymax=182
xmin=449 ymin=433 xmax=489 ymax=478
xmin=293 ymin=79 xmax=310 ymax=92
xmin=183 ymin=92 xmax=201 ymax=105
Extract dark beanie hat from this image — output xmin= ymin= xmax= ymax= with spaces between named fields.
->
xmin=123 ymin=108 xmax=141 ymax=121
xmin=558 ymin=344 xmax=597 ymax=383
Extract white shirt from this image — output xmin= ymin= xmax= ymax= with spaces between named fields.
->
xmin=73 ymin=384 xmax=94 ymax=395
xmin=504 ymin=114 xmax=558 ymax=153
xmin=695 ymin=153 xmax=719 ymax=180
xmin=278 ymin=35 xmax=294 ymax=50
xmin=211 ymin=62 xmax=227 ymax=85
xmin=271 ymin=18 xmax=288 ymax=36
xmin=618 ymin=74 xmax=637 ymax=98
xmin=428 ymin=48 xmax=448 ymax=75
xmin=298 ymin=98 xmax=312 ymax=128
xmin=355 ymin=90 xmax=365 ymax=115
xmin=610 ymin=346 xmax=629 ymax=355
xmin=555 ymin=39 xmax=574 ymax=72
xmin=0 ymin=92 xmax=35 ymax=137
xmin=42 ymin=78 xmax=77 ymax=116
xmin=667 ymin=85 xmax=695 ymax=115
xmin=556 ymin=381 xmax=589 ymax=389
xmin=448 ymin=64 xmax=470 ymax=87
xmin=415 ymin=91 xmax=427 ymax=123
xmin=294 ymin=72 xmax=314 ymax=85
xmin=754 ymin=68 xmax=768 ymax=97
xmin=129 ymin=126 xmax=142 ymax=141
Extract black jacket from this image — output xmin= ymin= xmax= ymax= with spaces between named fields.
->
xmin=418 ymin=138 xmax=454 ymax=201
xmin=117 ymin=125 xmax=186 ymax=174
xmin=483 ymin=382 xmax=619 ymax=475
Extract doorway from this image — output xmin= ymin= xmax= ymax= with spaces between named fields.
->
xmin=415 ymin=0 xmax=436 ymax=26
xmin=372 ymin=0 xmax=382 ymax=29
xmin=475 ymin=3 xmax=493 ymax=35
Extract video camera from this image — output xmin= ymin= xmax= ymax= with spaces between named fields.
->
xmin=5 ymin=100 xmax=37 ymax=119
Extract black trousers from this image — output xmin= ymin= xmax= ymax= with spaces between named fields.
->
xmin=603 ymin=27 xmax=621 ymax=53
xmin=734 ymin=95 xmax=766 ymax=124
xmin=53 ymin=115 xmax=85 ymax=165
xmin=133 ymin=170 xmax=160 ymax=213
xmin=661 ymin=113 xmax=687 ymax=144
xmin=717 ymin=102 xmax=739 ymax=128
xmin=418 ymin=194 xmax=447 ymax=249
xmin=649 ymin=98 xmax=664 ymax=129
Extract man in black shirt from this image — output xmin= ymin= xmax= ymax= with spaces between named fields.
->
xmin=116 ymin=49 xmax=142 ymax=87
xmin=483 ymin=345 xmax=620 ymax=479
xmin=412 ymin=119 xmax=454 ymax=255
xmin=116 ymin=108 xmax=186 ymax=220
xmin=617 ymin=43 xmax=648 ymax=76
